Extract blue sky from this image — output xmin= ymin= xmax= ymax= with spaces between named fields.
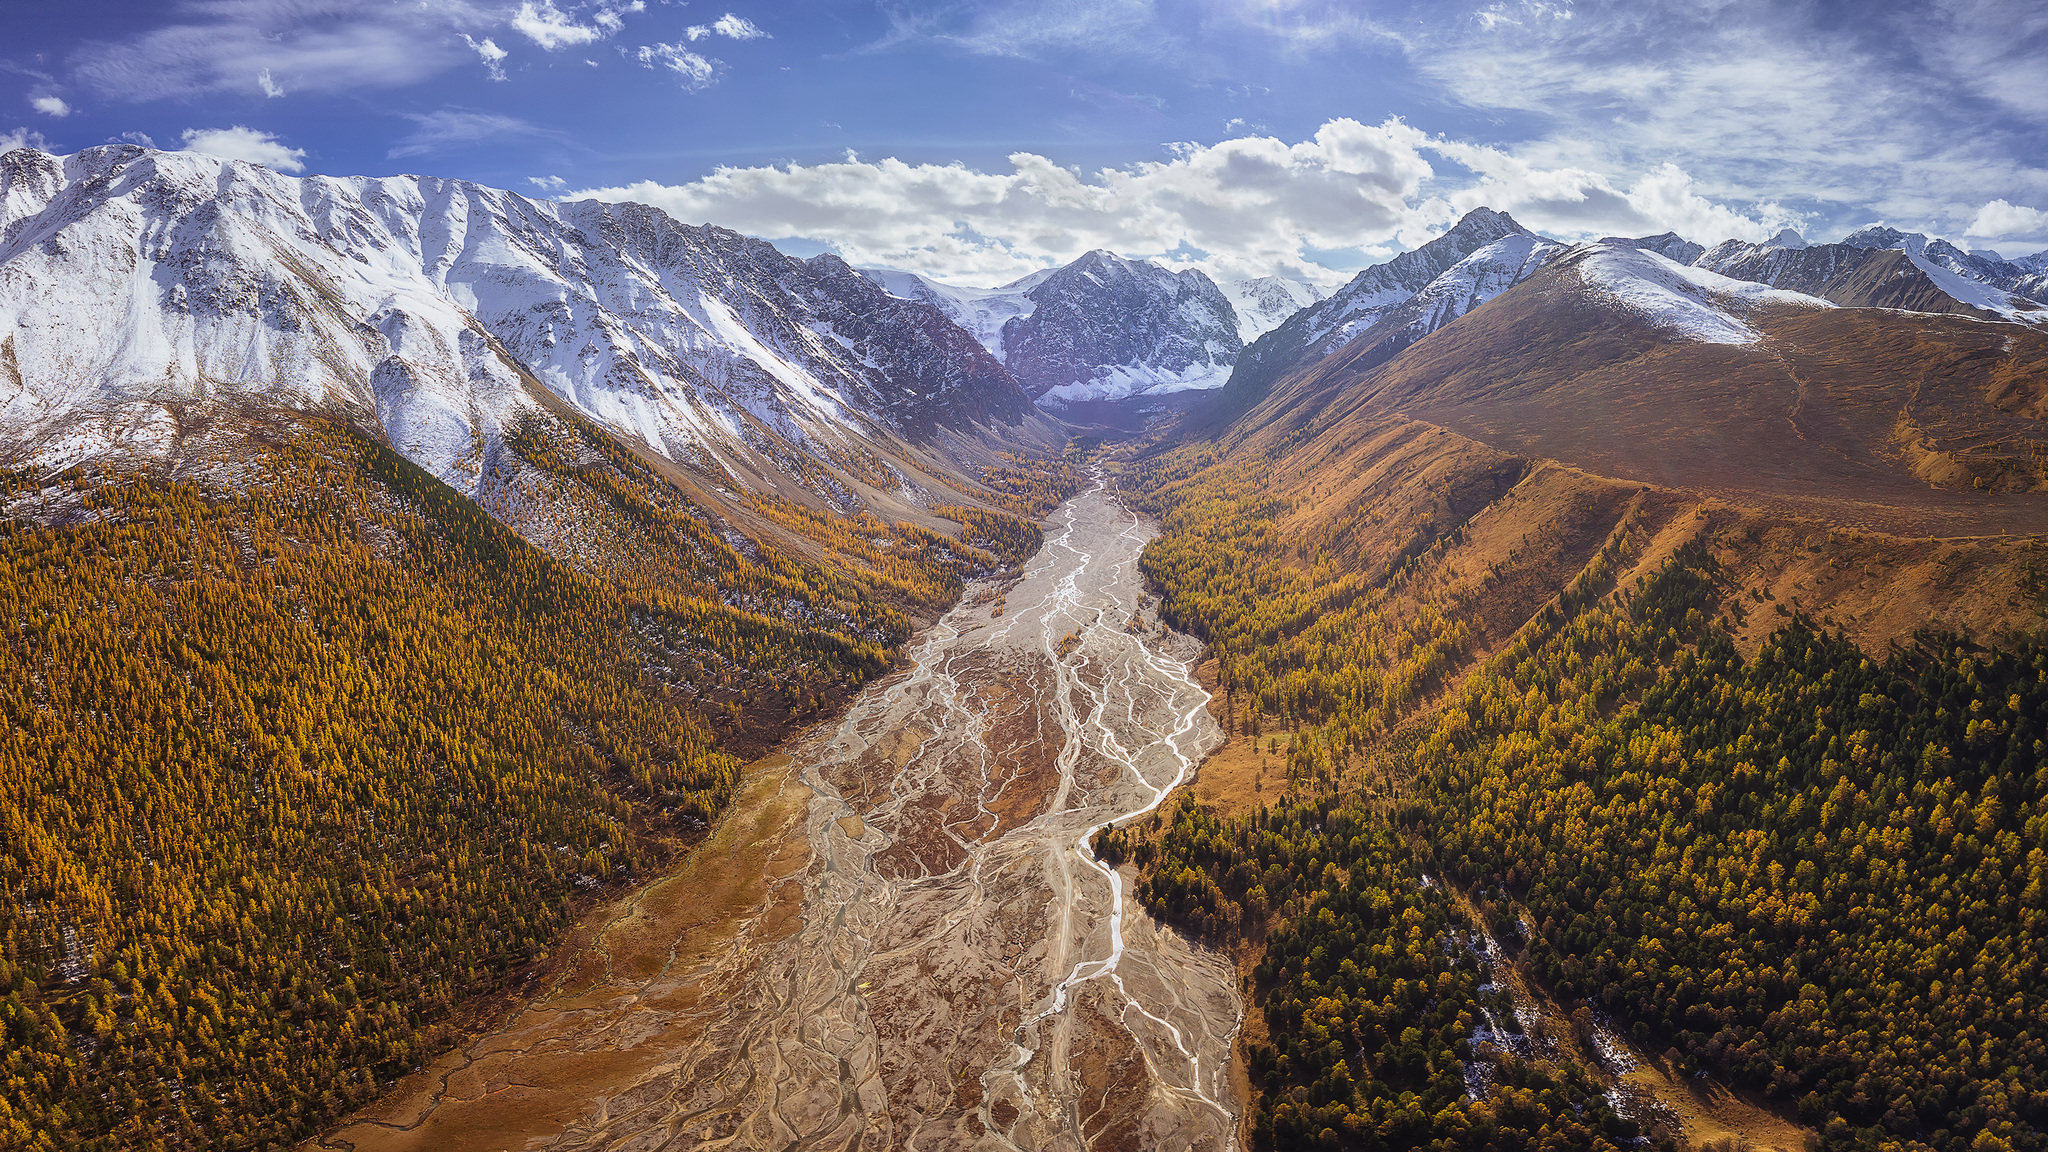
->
xmin=5 ymin=0 xmax=2046 ymax=284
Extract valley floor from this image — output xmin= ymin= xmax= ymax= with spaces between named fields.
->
xmin=313 ymin=476 xmax=1245 ymax=1152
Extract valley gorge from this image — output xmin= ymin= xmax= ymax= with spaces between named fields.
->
xmin=5 ymin=138 xmax=2048 ymax=1152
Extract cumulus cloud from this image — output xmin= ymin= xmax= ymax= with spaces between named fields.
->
xmin=686 ymin=14 xmax=768 ymax=41
xmin=527 ymin=174 xmax=569 ymax=192
xmin=118 ymin=131 xmax=157 ymax=148
xmin=179 ymin=126 xmax=307 ymax=172
xmin=388 ymin=110 xmax=552 ymax=159
xmin=1 ymin=127 xmax=50 ymax=154
xmin=513 ymin=0 xmax=642 ymax=51
xmin=634 ymin=42 xmax=719 ymax=90
xmin=30 ymin=95 xmax=69 ymax=117
xmin=1967 ymin=199 xmax=2048 ymax=240
xmin=462 ymin=34 xmax=509 ymax=81
xmin=578 ymin=119 xmax=1442 ymax=284
xmin=1423 ymin=141 xmax=1797 ymax=243
xmin=573 ymin=117 xmax=1795 ymax=285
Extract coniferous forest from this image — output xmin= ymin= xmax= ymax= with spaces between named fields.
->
xmin=0 ymin=421 xmax=1067 ymax=1149
xmin=1107 ymin=449 xmax=2047 ymax=1152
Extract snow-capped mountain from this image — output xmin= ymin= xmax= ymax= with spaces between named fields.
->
xmin=864 ymin=255 xmax=1257 ymax=408
xmin=995 ymin=250 xmax=1242 ymax=406
xmin=1224 ymin=208 xmax=1570 ymax=399
xmin=1842 ymin=224 xmax=2048 ymax=302
xmin=0 ymin=144 xmax=1052 ymax=514
xmin=1225 ymin=207 xmax=1538 ymax=396
xmin=1696 ymin=225 xmax=2048 ymax=324
xmin=1276 ymin=231 xmax=1570 ymax=390
xmin=1572 ymin=242 xmax=1834 ymax=344
xmin=1598 ymin=231 xmax=1706 ymax=265
xmin=856 ymin=267 xmax=1051 ymax=360
xmin=1217 ymin=276 xmax=1327 ymax=342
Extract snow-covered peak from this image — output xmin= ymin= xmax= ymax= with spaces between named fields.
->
xmin=0 ymin=143 xmax=1042 ymax=510
xmin=1841 ymin=224 xmax=1930 ymax=256
xmin=1224 ymin=206 xmax=1542 ymax=392
xmin=860 ymin=267 xmax=1039 ymax=358
xmin=1765 ymin=228 xmax=1808 ymax=250
xmin=1600 ymin=231 xmax=1706 ymax=265
xmin=1570 ymin=241 xmax=1834 ymax=345
xmin=1901 ymin=250 xmax=2048 ymax=325
xmin=1000 ymin=253 xmax=1242 ymax=406
xmin=1402 ymin=233 xmax=1569 ymax=331
xmin=1218 ymin=276 xmax=1327 ymax=341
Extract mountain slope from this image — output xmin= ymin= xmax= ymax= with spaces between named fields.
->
xmin=1123 ymin=232 xmax=2048 ymax=1152
xmin=855 ymin=266 xmax=1050 ymax=360
xmin=1222 ymin=207 xmax=1536 ymax=399
xmin=1210 ymin=223 xmax=1566 ymax=432
xmin=1242 ymin=241 xmax=2048 ymax=534
xmin=0 ymin=145 xmax=1080 ymax=1151
xmin=1697 ymin=231 xmax=2048 ymax=323
xmin=0 ymin=144 xmax=1058 ymax=539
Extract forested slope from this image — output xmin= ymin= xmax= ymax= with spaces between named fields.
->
xmin=1109 ymin=368 xmax=2048 ymax=1152
xmin=0 ymin=418 xmax=1068 ymax=1150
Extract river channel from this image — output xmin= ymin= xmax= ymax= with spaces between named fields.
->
xmin=318 ymin=475 xmax=1242 ymax=1152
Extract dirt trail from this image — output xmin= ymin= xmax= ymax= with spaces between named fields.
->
xmin=316 ymin=475 xmax=1242 ymax=1151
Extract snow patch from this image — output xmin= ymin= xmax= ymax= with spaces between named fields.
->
xmin=1035 ymin=361 xmax=1233 ymax=407
xmin=1574 ymin=243 xmax=1834 ymax=345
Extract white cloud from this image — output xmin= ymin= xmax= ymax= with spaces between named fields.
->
xmin=256 ymin=68 xmax=284 ymax=98
xmin=179 ymin=126 xmax=307 ymax=172
xmin=527 ymin=174 xmax=569 ymax=193
xmin=513 ymin=0 xmax=642 ymax=51
xmin=878 ymin=0 xmax=1167 ymax=62
xmin=30 ymin=96 xmax=70 ymax=117
xmin=118 ymin=131 xmax=157 ymax=148
xmin=462 ymin=34 xmax=509 ymax=81
xmin=712 ymin=14 xmax=767 ymax=39
xmin=75 ymin=0 xmax=484 ymax=100
xmin=634 ymin=42 xmax=719 ymax=90
xmin=1422 ymin=141 xmax=1795 ymax=243
xmin=686 ymin=13 xmax=768 ymax=41
xmin=1384 ymin=0 xmax=2048 ymax=239
xmin=1 ymin=127 xmax=50 ymax=154
xmin=388 ymin=110 xmax=550 ymax=159
xmin=1967 ymin=199 xmax=2048 ymax=240
xmin=576 ymin=118 xmax=1442 ymax=284
xmin=512 ymin=1 xmax=597 ymax=49
xmin=573 ymin=117 xmax=1794 ymax=286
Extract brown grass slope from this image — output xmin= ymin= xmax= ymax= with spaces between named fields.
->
xmin=1132 ymin=245 xmax=2048 ymax=1152
xmin=1213 ymin=247 xmax=2048 ymax=541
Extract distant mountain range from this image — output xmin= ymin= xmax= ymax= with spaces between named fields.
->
xmin=0 ymin=143 xmax=1066 ymax=577
xmin=7 ymin=141 xmax=2044 ymax=493
xmin=860 ymin=257 xmax=1322 ymax=410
